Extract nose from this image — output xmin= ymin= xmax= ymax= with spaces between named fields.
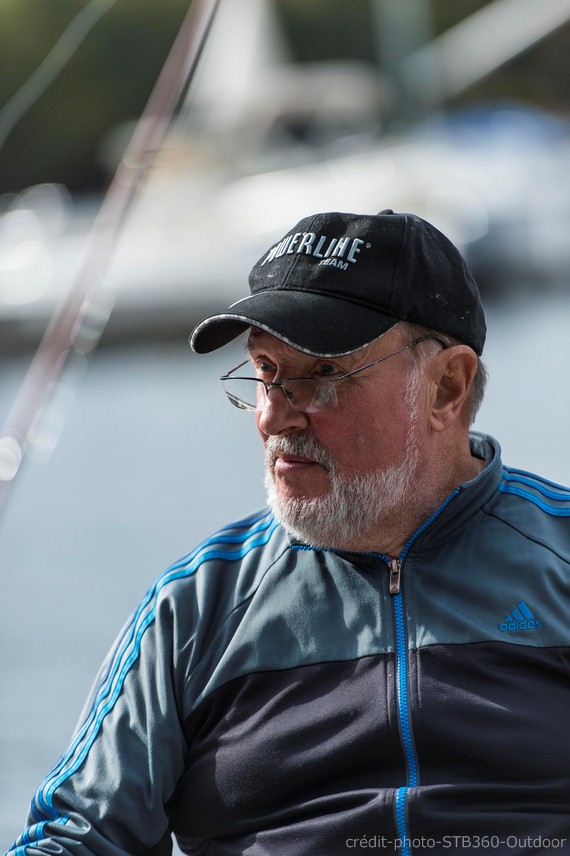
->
xmin=256 ymin=384 xmax=309 ymax=437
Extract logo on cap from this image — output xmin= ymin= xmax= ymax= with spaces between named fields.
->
xmin=260 ymin=231 xmax=369 ymax=270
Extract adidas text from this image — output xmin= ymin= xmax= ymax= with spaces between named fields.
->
xmin=500 ymin=618 xmax=542 ymax=632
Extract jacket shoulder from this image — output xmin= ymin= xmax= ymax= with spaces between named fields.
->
xmin=488 ymin=466 xmax=570 ymax=563
xmin=154 ymin=508 xmax=286 ymax=608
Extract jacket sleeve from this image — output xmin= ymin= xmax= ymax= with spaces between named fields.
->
xmin=6 ymin=579 xmax=190 ymax=856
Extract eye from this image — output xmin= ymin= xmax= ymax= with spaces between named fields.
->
xmin=254 ymin=360 xmax=276 ymax=379
xmin=318 ymin=363 xmax=339 ymax=377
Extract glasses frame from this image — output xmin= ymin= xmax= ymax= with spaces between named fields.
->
xmin=220 ymin=335 xmax=449 ymax=413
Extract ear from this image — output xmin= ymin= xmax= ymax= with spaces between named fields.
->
xmin=429 ymin=346 xmax=478 ymax=432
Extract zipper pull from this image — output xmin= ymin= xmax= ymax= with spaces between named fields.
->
xmin=389 ymin=558 xmax=402 ymax=595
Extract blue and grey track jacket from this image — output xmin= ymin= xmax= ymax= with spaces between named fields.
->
xmin=7 ymin=433 xmax=570 ymax=856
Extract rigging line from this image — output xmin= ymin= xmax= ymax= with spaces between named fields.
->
xmin=0 ymin=0 xmax=119 ymax=151
xmin=0 ymin=0 xmax=222 ymax=510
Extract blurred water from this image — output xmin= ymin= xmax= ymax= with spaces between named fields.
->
xmin=1 ymin=292 xmax=570 ymax=846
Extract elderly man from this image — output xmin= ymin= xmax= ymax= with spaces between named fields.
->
xmin=8 ymin=211 xmax=570 ymax=856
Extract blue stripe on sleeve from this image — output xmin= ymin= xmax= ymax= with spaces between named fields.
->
xmin=23 ymin=511 xmax=278 ymax=841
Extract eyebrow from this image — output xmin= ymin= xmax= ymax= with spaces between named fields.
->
xmin=245 ymin=334 xmax=297 ymax=362
xmin=245 ymin=331 xmax=267 ymax=354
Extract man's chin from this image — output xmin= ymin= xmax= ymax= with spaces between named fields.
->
xmin=265 ymin=447 xmax=421 ymax=550
xmin=272 ymin=483 xmax=330 ymax=503
xmin=265 ymin=475 xmax=342 ymax=548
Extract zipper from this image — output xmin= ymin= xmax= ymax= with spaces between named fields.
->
xmin=385 ymin=489 xmax=460 ymax=854
xmin=389 ymin=557 xmax=402 ymax=594
xmin=391 ymin=562 xmax=416 ymax=856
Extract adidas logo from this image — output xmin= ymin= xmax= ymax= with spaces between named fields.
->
xmin=499 ymin=601 xmax=542 ymax=632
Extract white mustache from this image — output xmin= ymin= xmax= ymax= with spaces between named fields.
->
xmin=264 ymin=434 xmax=333 ymax=472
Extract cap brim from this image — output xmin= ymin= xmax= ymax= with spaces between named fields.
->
xmin=190 ymin=290 xmax=399 ymax=357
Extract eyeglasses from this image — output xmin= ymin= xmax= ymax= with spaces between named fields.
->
xmin=220 ymin=336 xmax=447 ymax=413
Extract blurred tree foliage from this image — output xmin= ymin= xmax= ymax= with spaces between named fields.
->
xmin=274 ymin=0 xmax=378 ymax=64
xmin=0 ymin=0 xmax=188 ymax=194
xmin=276 ymin=0 xmax=570 ymax=113
xmin=1 ymin=0 xmax=570 ymax=195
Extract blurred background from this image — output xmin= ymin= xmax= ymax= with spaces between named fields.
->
xmin=2 ymin=0 xmax=570 ymax=845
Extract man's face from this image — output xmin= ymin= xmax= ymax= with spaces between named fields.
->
xmin=248 ymin=327 xmax=428 ymax=550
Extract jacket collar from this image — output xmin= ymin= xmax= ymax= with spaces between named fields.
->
xmin=406 ymin=431 xmax=503 ymax=554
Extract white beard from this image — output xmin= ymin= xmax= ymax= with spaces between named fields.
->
xmin=264 ymin=375 xmax=422 ymax=551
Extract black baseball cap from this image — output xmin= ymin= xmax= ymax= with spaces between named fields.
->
xmin=190 ymin=210 xmax=486 ymax=357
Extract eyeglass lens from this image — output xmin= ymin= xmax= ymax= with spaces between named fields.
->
xmin=221 ymin=377 xmax=338 ymax=412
